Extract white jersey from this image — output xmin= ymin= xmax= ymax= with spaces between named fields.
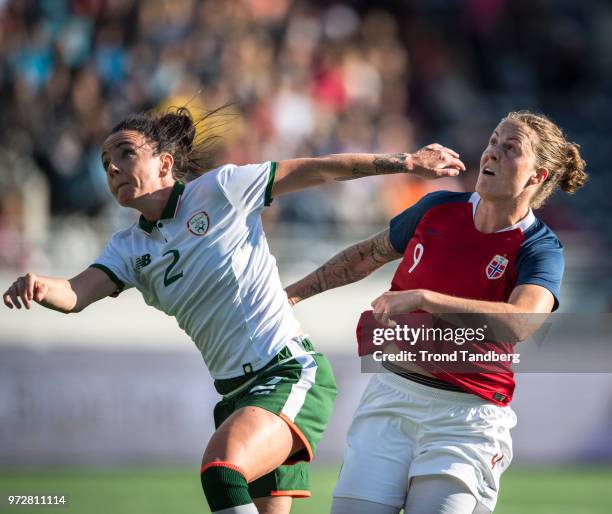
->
xmin=92 ymin=161 xmax=301 ymax=379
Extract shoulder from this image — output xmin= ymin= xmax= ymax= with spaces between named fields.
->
xmin=424 ymin=190 xmax=473 ymax=204
xmin=389 ymin=191 xmax=471 ymax=253
xmin=208 ymin=162 xmax=274 ymax=210
xmin=185 ymin=165 xmax=228 ymax=190
xmin=189 ymin=162 xmax=271 ymax=191
xmin=415 ymin=190 xmax=473 ymax=210
xmin=515 ymin=217 xmax=564 ymax=284
xmin=180 ymin=166 xmax=231 ymax=206
xmin=401 ymin=190 xmax=473 ymax=219
xmin=519 ymin=218 xmax=564 ymax=256
xmin=210 ymin=162 xmax=271 ymax=181
xmin=392 ymin=190 xmax=472 ymax=224
xmin=109 ymin=223 xmax=138 ymax=244
xmin=100 ymin=223 xmax=138 ymax=256
xmin=515 ymin=217 xmax=564 ymax=310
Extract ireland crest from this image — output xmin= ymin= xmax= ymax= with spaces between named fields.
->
xmin=187 ymin=211 xmax=210 ymax=236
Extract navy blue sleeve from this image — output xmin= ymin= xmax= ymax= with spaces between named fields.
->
xmin=515 ymin=230 xmax=564 ymax=311
xmin=389 ymin=191 xmax=470 ymax=253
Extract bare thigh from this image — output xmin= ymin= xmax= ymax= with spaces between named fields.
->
xmin=202 ymin=405 xmax=304 ymax=482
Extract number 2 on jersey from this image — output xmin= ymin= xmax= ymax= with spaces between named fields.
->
xmin=162 ymin=249 xmax=184 ymax=286
xmin=408 ymin=243 xmax=424 ymax=273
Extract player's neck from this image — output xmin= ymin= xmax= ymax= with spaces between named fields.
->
xmin=474 ymin=197 xmax=531 ymax=233
xmin=134 ymin=185 xmax=174 ymax=222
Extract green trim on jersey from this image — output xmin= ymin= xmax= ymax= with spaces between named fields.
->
xmin=264 ymin=161 xmax=276 ymax=207
xmin=161 ymin=180 xmax=185 ymax=218
xmin=138 ymin=181 xmax=186 ymax=233
xmin=89 ymin=263 xmax=125 ymax=293
xmin=138 ymin=217 xmax=155 ymax=233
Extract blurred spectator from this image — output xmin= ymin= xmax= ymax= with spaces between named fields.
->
xmin=0 ymin=147 xmax=49 ymax=271
xmin=0 ymin=0 xmax=609 ymax=249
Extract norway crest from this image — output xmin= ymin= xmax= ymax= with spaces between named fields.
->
xmin=486 ymin=255 xmax=508 ymax=280
xmin=187 ymin=211 xmax=210 ymax=236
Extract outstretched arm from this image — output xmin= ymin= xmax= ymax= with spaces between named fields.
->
xmin=285 ymin=229 xmax=402 ymax=305
xmin=370 ymin=284 xmax=555 ymax=341
xmin=3 ymin=267 xmax=117 ymax=313
xmin=273 ymin=144 xmax=465 ymax=197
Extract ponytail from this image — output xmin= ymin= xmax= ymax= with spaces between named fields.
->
xmin=110 ymin=104 xmax=232 ymax=180
xmin=559 ymin=143 xmax=587 ymax=194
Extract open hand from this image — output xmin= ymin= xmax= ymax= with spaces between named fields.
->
xmin=3 ymin=273 xmax=48 ymax=309
xmin=409 ymin=143 xmax=465 ymax=179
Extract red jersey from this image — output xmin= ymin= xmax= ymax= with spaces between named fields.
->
xmin=369 ymin=191 xmax=564 ymax=405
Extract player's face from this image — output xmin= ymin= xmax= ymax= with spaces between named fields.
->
xmin=476 ymin=120 xmax=539 ymax=202
xmin=101 ymin=130 xmax=164 ymax=207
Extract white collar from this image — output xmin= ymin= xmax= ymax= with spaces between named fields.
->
xmin=469 ymin=192 xmax=536 ymax=233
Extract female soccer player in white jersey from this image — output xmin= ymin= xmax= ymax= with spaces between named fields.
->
xmin=286 ymin=111 xmax=587 ymax=514
xmin=3 ymin=107 xmax=465 ymax=514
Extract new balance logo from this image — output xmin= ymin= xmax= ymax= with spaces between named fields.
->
xmin=134 ymin=253 xmax=152 ymax=272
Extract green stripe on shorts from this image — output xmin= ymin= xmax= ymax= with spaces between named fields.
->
xmin=213 ymin=338 xmax=336 ymax=459
xmin=211 ymin=338 xmax=337 ymax=498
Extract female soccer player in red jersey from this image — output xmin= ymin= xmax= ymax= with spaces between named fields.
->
xmin=286 ymin=111 xmax=587 ymax=514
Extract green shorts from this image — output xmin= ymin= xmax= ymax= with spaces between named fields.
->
xmin=213 ymin=337 xmax=337 ymax=499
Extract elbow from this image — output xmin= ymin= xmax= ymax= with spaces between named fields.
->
xmin=485 ymin=318 xmax=529 ymax=344
xmin=507 ymin=321 xmax=541 ymax=343
xmin=39 ymin=301 xmax=79 ymax=314
xmin=64 ymin=301 xmax=85 ymax=314
xmin=508 ymin=311 xmax=551 ymax=343
xmin=509 ymin=327 xmax=528 ymax=343
xmin=68 ymin=303 xmax=86 ymax=314
xmin=57 ymin=306 xmax=78 ymax=314
xmin=512 ymin=324 xmax=545 ymax=343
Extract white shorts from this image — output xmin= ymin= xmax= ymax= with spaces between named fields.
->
xmin=333 ymin=373 xmax=517 ymax=512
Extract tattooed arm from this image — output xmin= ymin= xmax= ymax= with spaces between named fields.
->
xmin=285 ymin=229 xmax=402 ymax=305
xmin=273 ymin=144 xmax=465 ymax=197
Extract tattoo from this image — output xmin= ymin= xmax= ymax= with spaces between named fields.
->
xmin=373 ymin=153 xmax=408 ymax=174
xmin=317 ymin=250 xmax=369 ymax=290
xmin=368 ymin=229 xmax=401 ymax=264
xmin=335 ymin=153 xmax=408 ymax=181
xmin=286 ymin=230 xmax=401 ymax=302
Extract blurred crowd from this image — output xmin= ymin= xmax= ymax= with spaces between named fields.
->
xmin=1 ymin=0 xmax=611 ymax=270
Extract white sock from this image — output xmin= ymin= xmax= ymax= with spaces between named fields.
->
xmin=213 ymin=503 xmax=259 ymax=514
